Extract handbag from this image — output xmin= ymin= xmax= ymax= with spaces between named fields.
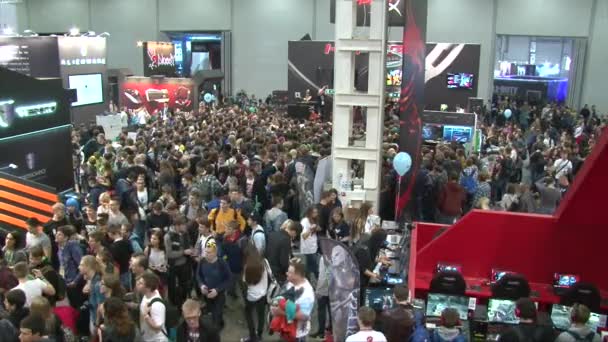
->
xmin=264 ymin=259 xmax=280 ymax=304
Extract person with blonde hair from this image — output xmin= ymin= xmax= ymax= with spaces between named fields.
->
xmin=176 ymin=299 xmax=220 ymax=342
xmin=29 ymin=296 xmax=63 ymax=341
xmin=10 ymin=262 xmax=55 ymax=308
xmin=79 ymin=255 xmax=104 ymax=334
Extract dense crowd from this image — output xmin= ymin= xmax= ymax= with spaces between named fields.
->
xmin=0 ymin=94 xmax=605 ymax=342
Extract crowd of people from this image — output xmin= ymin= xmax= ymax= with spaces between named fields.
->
xmin=0 ymin=93 xmax=605 ymax=342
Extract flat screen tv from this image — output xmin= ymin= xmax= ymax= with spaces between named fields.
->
xmin=447 ymin=73 xmax=474 ymax=89
xmin=68 ymin=73 xmax=104 ymax=107
xmin=443 ymin=125 xmax=473 ymax=143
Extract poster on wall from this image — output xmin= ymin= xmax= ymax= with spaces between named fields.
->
xmin=143 ymin=42 xmax=176 ymax=77
xmin=0 ymin=125 xmax=74 ymax=192
xmin=0 ymin=37 xmax=60 ymax=78
xmin=121 ymin=77 xmax=193 ymax=114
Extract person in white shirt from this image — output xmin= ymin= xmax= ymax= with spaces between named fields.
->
xmin=271 ymin=260 xmax=316 ymax=341
xmin=553 ymin=151 xmax=572 ymax=180
xmin=247 ymin=213 xmax=266 ymax=255
xmin=241 ymin=247 xmax=269 ymax=342
xmin=194 ymin=217 xmax=214 ymax=262
xmin=137 ymin=271 xmax=167 ymax=342
xmin=24 ymin=218 xmax=52 ymax=259
xmin=119 ymin=107 xmax=129 ymax=127
xmin=11 ymin=261 xmax=55 ymax=308
xmin=300 ymin=207 xmax=320 ymax=281
xmin=346 ymin=306 xmax=387 ymax=342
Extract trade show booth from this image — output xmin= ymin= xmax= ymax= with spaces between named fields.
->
xmin=0 ymin=36 xmax=108 ymax=125
xmin=120 ymin=76 xmax=196 ymax=114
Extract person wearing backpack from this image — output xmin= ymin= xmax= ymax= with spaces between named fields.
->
xmin=137 ymin=271 xmax=168 ymax=342
xmin=221 ymin=221 xmax=244 ymax=299
xmin=208 ymin=196 xmax=247 ymax=238
xmin=430 ymin=308 xmax=466 ymax=342
xmin=499 ymin=297 xmax=556 ymax=342
xmin=555 ymin=304 xmax=601 ymax=342
xmin=247 ymin=213 xmax=266 ymax=256
xmin=459 ymin=159 xmax=478 ymax=212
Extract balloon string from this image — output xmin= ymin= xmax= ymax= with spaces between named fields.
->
xmin=395 ymin=175 xmax=402 ymax=221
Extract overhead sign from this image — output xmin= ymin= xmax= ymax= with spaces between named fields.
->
xmin=58 ymin=36 xmax=107 ymax=68
xmin=143 ymin=41 xmax=176 ymax=77
xmin=0 ymin=37 xmax=61 ymax=77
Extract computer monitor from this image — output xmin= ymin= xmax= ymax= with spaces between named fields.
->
xmin=365 ymin=287 xmax=395 ymax=311
xmin=551 ymin=304 xmax=605 ymax=331
xmin=384 ymin=274 xmax=404 ymax=286
xmin=436 ymin=263 xmax=463 ymax=274
xmin=491 ymin=269 xmax=513 ymax=283
xmin=553 ymin=273 xmax=580 ymax=289
xmin=426 ymin=293 xmax=469 ymax=320
xmin=487 ymin=299 xmax=519 ymax=324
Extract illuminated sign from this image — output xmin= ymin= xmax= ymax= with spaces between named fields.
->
xmin=61 ymin=58 xmax=105 ymax=66
xmin=15 ymin=102 xmax=57 ymax=118
xmin=323 ymin=43 xmax=361 ymax=55
xmin=147 ymin=48 xmax=175 ymax=70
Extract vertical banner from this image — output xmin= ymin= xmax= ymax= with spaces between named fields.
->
xmin=396 ymin=0 xmax=428 ymax=220
xmin=319 ymin=238 xmax=360 ymax=342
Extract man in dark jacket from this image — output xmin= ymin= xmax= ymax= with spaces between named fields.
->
xmin=499 ymin=298 xmax=556 ymax=342
xmin=265 ymin=220 xmax=300 ymax=284
xmin=437 ymin=173 xmax=466 ymax=224
xmin=165 ymin=215 xmax=194 ymax=308
xmin=176 ymin=299 xmax=220 ymax=342
xmin=379 ymin=285 xmax=415 ymax=342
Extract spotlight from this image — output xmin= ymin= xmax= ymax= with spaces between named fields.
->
xmin=69 ymin=27 xmax=80 ymax=36
xmin=136 ymin=41 xmax=143 ymax=47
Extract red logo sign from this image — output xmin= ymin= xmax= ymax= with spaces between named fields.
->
xmin=357 ymin=0 xmax=372 ymax=4
xmin=323 ymin=43 xmax=361 ymax=55
xmin=147 ymin=48 xmax=175 ymax=70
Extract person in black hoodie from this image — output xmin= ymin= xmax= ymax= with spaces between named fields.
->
xmin=165 ymin=215 xmax=193 ymax=308
xmin=44 ymin=203 xmax=69 ymax=270
xmin=498 ymin=297 xmax=555 ymax=342
xmin=3 ymin=289 xmax=29 ymax=332
xmin=265 ymin=220 xmax=300 ymax=285
xmin=176 ymin=299 xmax=220 ymax=342
xmin=108 ymin=225 xmax=133 ymax=289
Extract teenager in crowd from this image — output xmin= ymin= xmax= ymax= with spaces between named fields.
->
xmin=197 ymin=242 xmax=232 ymax=329
xmin=78 ymin=255 xmax=104 ymax=335
xmin=241 ymin=247 xmax=268 ymax=342
xmin=266 ymin=220 xmax=299 ymax=285
xmin=137 ymin=271 xmax=167 ymax=342
xmin=3 ymin=232 xmax=27 ymax=268
xmin=177 ymin=299 xmax=221 ymax=342
xmin=164 ymin=215 xmax=193 ymax=308
xmin=346 ymin=306 xmax=387 ymax=342
xmin=11 ymin=262 xmax=56 ymax=308
xmin=98 ymin=297 xmax=139 ymax=342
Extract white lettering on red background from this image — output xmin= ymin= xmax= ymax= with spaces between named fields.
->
xmin=147 ymin=48 xmax=175 ymax=70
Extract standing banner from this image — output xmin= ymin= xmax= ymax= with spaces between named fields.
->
xmin=96 ymin=114 xmax=122 ymax=141
xmin=395 ymin=0 xmax=428 ymax=220
xmin=319 ymin=238 xmax=360 ymax=342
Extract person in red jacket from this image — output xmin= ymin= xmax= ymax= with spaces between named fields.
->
xmin=437 ymin=173 xmax=466 ymax=225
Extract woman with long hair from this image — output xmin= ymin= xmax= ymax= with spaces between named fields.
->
xmin=351 ymin=202 xmax=372 ymax=243
xmin=2 ymin=231 xmax=27 ymax=267
xmin=30 ymin=296 xmax=64 ymax=342
xmin=300 ymin=206 xmax=320 ymax=281
xmin=100 ymin=273 xmax=125 ymax=299
xmin=241 ymin=246 xmax=268 ymax=342
xmin=79 ymin=255 xmax=104 ymax=335
xmin=98 ymin=297 xmax=138 ymax=342
xmin=144 ymin=228 xmax=168 ymax=297
xmin=328 ymin=207 xmax=350 ymax=243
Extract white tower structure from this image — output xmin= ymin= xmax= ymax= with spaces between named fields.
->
xmin=332 ymin=0 xmax=388 ymax=209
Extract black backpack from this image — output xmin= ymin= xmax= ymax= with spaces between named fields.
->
xmin=148 ymin=298 xmax=181 ymax=334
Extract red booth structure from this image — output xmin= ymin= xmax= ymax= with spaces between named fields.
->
xmin=409 ymin=129 xmax=608 ymax=310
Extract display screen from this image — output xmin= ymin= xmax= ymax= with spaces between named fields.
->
xmin=447 ymin=73 xmax=474 ymax=89
xmin=553 ymin=273 xmax=580 ymax=289
xmin=551 ymin=305 xmax=604 ymax=331
xmin=443 ymin=125 xmax=474 ymax=143
xmin=487 ymin=299 xmax=519 ymax=324
xmin=384 ymin=274 xmax=404 ymax=285
xmin=365 ymin=287 xmax=395 ymax=311
xmin=422 ymin=124 xmax=443 ymax=141
xmin=191 ymin=52 xmax=211 ymax=73
xmin=387 ymin=69 xmax=402 ymax=86
xmin=491 ymin=269 xmax=513 ymax=283
xmin=68 ymin=73 xmax=103 ymax=107
xmin=426 ymin=293 xmax=469 ymax=320
xmin=436 ymin=263 xmax=462 ymax=274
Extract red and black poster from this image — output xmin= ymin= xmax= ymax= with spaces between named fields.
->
xmin=396 ymin=0 xmax=427 ymax=219
xmin=120 ymin=77 xmax=194 ymax=114
xmin=143 ymin=41 xmax=176 ymax=77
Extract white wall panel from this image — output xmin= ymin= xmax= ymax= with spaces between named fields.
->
xmin=582 ymin=0 xmax=608 ymax=111
xmin=158 ymin=0 xmax=231 ymax=31
xmin=27 ymin=0 xmax=89 ymax=33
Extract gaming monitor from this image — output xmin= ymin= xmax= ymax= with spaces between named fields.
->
xmin=551 ymin=304 xmax=605 ymax=331
xmin=365 ymin=287 xmax=395 ymax=311
xmin=426 ymin=293 xmax=469 ymax=320
xmin=68 ymin=73 xmax=104 ymax=107
xmin=422 ymin=124 xmax=443 ymax=141
xmin=387 ymin=69 xmax=402 ymax=86
xmin=487 ymin=299 xmax=519 ymax=324
xmin=553 ymin=273 xmax=580 ymax=289
xmin=447 ymin=73 xmax=474 ymax=89
xmin=443 ymin=125 xmax=474 ymax=143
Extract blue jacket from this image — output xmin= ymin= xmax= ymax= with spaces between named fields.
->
xmin=60 ymin=240 xmax=83 ymax=283
xmin=197 ymin=258 xmax=232 ymax=292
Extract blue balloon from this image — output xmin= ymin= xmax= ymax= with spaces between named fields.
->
xmin=504 ymin=108 xmax=512 ymax=119
xmin=393 ymin=152 xmax=412 ymax=176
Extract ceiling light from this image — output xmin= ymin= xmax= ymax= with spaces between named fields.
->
xmin=137 ymin=41 xmax=143 ymax=47
xmin=69 ymin=27 xmax=80 ymax=36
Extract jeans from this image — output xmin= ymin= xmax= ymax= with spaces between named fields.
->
xmin=244 ymin=296 xmax=267 ymax=341
xmin=304 ymin=253 xmax=319 ymax=281
xmin=167 ymin=262 xmax=191 ymax=308
xmin=119 ymin=272 xmax=131 ymax=291
xmin=317 ymin=295 xmax=332 ymax=334
xmin=205 ymin=291 xmax=226 ymax=327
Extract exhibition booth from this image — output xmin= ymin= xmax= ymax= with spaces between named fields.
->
xmin=407 ymin=130 xmax=608 ymax=337
xmin=287 ymin=40 xmax=481 ymax=119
